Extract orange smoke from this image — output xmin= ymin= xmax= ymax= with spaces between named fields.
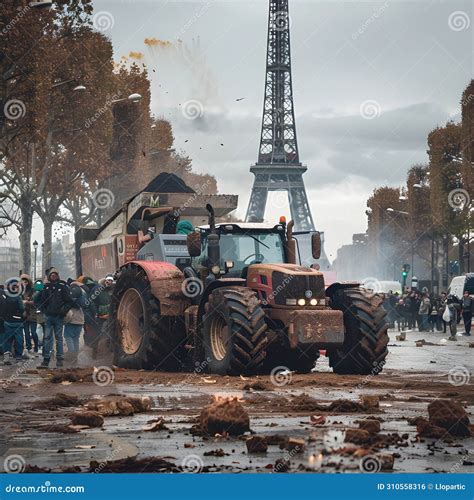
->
xmin=144 ymin=37 xmax=172 ymax=48
xmin=129 ymin=51 xmax=144 ymax=59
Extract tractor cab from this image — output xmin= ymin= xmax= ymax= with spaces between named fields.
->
xmin=191 ymin=222 xmax=288 ymax=279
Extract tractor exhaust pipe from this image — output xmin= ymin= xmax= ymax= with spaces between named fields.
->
xmin=206 ymin=204 xmax=220 ymax=277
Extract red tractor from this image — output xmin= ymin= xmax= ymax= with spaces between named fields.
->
xmin=105 ymin=204 xmax=389 ymax=375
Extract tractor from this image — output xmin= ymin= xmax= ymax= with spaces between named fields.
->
xmin=107 ymin=204 xmax=389 ymax=376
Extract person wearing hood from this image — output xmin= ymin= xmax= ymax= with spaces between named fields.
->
xmin=89 ymin=275 xmax=114 ymax=358
xmin=35 ymin=267 xmax=73 ymax=368
xmin=0 ymin=278 xmax=27 ymax=364
xmin=20 ymin=274 xmax=39 ymax=353
xmin=63 ymin=281 xmax=87 ymax=364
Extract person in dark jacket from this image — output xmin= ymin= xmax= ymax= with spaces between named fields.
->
xmin=35 ymin=268 xmax=73 ymax=368
xmin=89 ymin=275 xmax=114 ymax=358
xmin=461 ymin=290 xmax=472 ymax=336
xmin=0 ymin=278 xmax=26 ymax=364
xmin=20 ymin=274 xmax=39 ymax=353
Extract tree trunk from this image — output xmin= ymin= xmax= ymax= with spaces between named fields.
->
xmin=42 ymin=217 xmax=53 ymax=273
xmin=19 ymin=203 xmax=33 ymax=276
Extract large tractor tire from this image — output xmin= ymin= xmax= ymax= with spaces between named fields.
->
xmin=328 ymin=287 xmax=388 ymax=375
xmin=202 ymin=287 xmax=267 ymax=375
xmin=108 ymin=265 xmax=184 ymax=371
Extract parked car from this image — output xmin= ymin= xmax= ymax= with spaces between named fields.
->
xmin=448 ymin=273 xmax=474 ymax=300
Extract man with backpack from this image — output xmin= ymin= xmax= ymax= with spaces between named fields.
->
xmin=36 ymin=268 xmax=73 ymax=368
xmin=0 ymin=278 xmax=27 ymax=364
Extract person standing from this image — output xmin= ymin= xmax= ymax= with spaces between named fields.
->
xmin=418 ymin=293 xmax=431 ymax=332
xmin=63 ymin=281 xmax=87 ymax=365
xmin=0 ymin=278 xmax=27 ymax=364
xmin=36 ymin=268 xmax=73 ymax=369
xmin=21 ymin=274 xmax=39 ymax=353
xmin=90 ymin=275 xmax=114 ymax=358
xmin=461 ymin=290 xmax=472 ymax=336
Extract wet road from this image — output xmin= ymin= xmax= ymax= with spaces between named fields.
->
xmin=0 ymin=329 xmax=473 ymax=473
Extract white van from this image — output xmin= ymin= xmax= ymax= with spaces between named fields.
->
xmin=448 ymin=273 xmax=474 ymax=300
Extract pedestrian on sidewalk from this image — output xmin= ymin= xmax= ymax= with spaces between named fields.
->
xmin=0 ymin=278 xmax=27 ymax=364
xmin=418 ymin=293 xmax=431 ymax=331
xmin=36 ymin=268 xmax=73 ymax=369
xmin=445 ymin=294 xmax=461 ymax=341
xmin=63 ymin=281 xmax=87 ymax=365
xmin=20 ymin=274 xmax=39 ymax=353
xmin=461 ymin=290 xmax=472 ymax=336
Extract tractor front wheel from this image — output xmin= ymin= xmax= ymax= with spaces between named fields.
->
xmin=202 ymin=287 xmax=267 ymax=375
xmin=328 ymin=287 xmax=389 ymax=375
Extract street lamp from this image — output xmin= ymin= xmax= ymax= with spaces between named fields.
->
xmin=33 ymin=240 xmax=38 ymax=280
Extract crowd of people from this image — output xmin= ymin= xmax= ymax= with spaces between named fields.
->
xmin=0 ymin=267 xmax=114 ymax=368
xmin=381 ymin=289 xmax=473 ymax=341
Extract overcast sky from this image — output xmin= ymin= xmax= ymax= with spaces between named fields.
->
xmin=91 ymin=0 xmax=472 ymax=260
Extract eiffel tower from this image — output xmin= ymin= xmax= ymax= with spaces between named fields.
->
xmin=246 ymin=0 xmax=314 ymax=233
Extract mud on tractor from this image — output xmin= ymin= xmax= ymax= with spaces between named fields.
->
xmin=106 ymin=203 xmax=389 ymax=376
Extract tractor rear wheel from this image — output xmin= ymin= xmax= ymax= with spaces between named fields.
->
xmin=108 ymin=265 xmax=184 ymax=371
xmin=328 ymin=287 xmax=388 ymax=375
xmin=202 ymin=287 xmax=267 ymax=375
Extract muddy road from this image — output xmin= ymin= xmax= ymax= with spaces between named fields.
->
xmin=1 ymin=329 xmax=473 ymax=474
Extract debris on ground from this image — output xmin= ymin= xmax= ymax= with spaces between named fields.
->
xmin=344 ymin=428 xmax=371 ymax=445
xmin=32 ymin=393 xmax=82 ymax=411
xmin=242 ymin=381 xmax=270 ymax=391
xmin=360 ymin=395 xmax=380 ymax=410
xmin=310 ymin=415 xmax=326 ymax=425
xmin=42 ymin=424 xmax=81 ymax=434
xmin=200 ymin=397 xmax=250 ymax=436
xmin=285 ymin=438 xmax=305 ymax=453
xmin=49 ymin=371 xmax=85 ymax=384
xmin=358 ymin=419 xmax=381 ymax=434
xmin=428 ymin=400 xmax=471 ymax=437
xmin=292 ymin=394 xmax=370 ymax=413
xmin=416 ymin=418 xmax=446 ymax=438
xmin=142 ymin=418 xmax=168 ymax=432
xmin=70 ymin=410 xmax=104 ymax=428
xmin=85 ymin=396 xmax=152 ymax=416
xmin=273 ymin=458 xmax=290 ymax=472
xmin=89 ymin=456 xmax=180 ymax=473
xmin=246 ymin=435 xmax=268 ymax=453
xmin=203 ymin=448 xmax=228 ymax=457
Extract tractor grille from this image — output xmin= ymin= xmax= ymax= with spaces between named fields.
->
xmin=272 ymin=271 xmax=325 ymax=305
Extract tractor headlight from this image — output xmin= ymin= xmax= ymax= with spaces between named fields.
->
xmin=211 ymin=265 xmax=221 ymax=275
xmin=297 ymin=298 xmax=306 ymax=306
xmin=310 ymin=298 xmax=317 ymax=306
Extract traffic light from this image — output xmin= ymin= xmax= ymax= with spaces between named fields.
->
xmin=401 ymin=264 xmax=410 ymax=290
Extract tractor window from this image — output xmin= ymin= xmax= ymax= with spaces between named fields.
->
xmin=219 ymin=232 xmax=285 ymax=272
